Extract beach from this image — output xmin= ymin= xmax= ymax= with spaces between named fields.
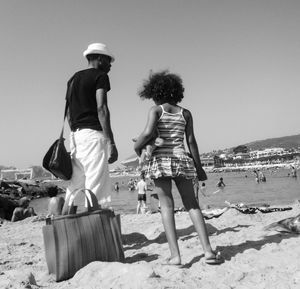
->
xmin=1 ymin=0 xmax=300 ymax=287
xmin=1 ymin=200 xmax=300 ymax=289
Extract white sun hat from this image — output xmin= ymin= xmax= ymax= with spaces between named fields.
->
xmin=83 ymin=43 xmax=115 ymax=62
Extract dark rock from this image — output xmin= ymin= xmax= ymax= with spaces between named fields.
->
xmin=0 ymin=194 xmax=19 ymax=220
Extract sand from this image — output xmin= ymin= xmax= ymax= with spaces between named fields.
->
xmin=1 ymin=203 xmax=300 ymax=289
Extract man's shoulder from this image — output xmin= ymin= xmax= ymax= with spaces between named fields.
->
xmin=13 ymin=207 xmax=24 ymax=213
xmin=77 ymin=68 xmax=107 ymax=76
xmin=12 ymin=207 xmax=24 ymax=220
xmin=72 ymin=69 xmax=108 ymax=83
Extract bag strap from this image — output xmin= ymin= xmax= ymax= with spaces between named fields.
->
xmin=59 ymin=78 xmax=74 ymax=140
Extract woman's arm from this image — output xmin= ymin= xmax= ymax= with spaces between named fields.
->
xmin=183 ymin=109 xmax=207 ymax=181
xmin=134 ymin=106 xmax=160 ymax=156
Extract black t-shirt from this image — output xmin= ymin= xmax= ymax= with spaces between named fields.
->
xmin=67 ymin=68 xmax=110 ymax=131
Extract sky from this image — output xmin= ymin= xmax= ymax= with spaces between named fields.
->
xmin=0 ymin=0 xmax=299 ymax=169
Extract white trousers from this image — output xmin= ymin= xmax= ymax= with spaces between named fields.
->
xmin=66 ymin=129 xmax=111 ymax=206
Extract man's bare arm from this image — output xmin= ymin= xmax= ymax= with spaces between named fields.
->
xmin=96 ymin=88 xmax=118 ymax=163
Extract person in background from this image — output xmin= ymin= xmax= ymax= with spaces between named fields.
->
xmin=65 ymin=43 xmax=118 ymax=207
xmin=134 ymin=70 xmax=223 ymax=265
xmin=11 ymin=197 xmax=36 ymax=222
xmin=47 ymin=186 xmax=65 ymax=216
xmin=128 ymin=178 xmax=135 ymax=191
xmin=200 ymin=182 xmax=207 ymax=196
xmin=114 ymin=182 xmax=120 ymax=193
xmin=212 ymin=177 xmax=226 ymax=195
xmin=253 ymin=170 xmax=260 ymax=183
xmin=216 ymin=177 xmax=226 ymax=188
xmin=259 ymin=171 xmax=266 ymax=182
xmin=136 ymin=173 xmax=148 ymax=214
xmin=291 ymin=166 xmax=297 ymax=178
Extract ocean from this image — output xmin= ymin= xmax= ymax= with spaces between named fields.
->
xmin=31 ymin=168 xmax=299 ymax=215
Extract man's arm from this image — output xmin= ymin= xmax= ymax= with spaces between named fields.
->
xmin=96 ymin=88 xmax=118 ymax=164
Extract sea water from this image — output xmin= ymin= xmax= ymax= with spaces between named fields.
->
xmin=31 ymin=168 xmax=299 ymax=215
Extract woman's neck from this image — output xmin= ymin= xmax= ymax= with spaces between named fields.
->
xmin=160 ymin=103 xmax=181 ymax=113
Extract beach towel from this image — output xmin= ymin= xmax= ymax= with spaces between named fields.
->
xmin=202 ymin=207 xmax=230 ymax=219
xmin=225 ymin=201 xmax=292 ymax=215
xmin=42 ymin=189 xmax=124 ymax=282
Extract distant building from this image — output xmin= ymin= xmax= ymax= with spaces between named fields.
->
xmin=1 ymin=168 xmax=33 ymax=180
xmin=214 ymin=156 xmax=225 ymax=167
xmin=219 ymin=153 xmax=233 ymax=160
xmin=0 ymin=167 xmax=53 ymax=180
xmin=200 ymin=157 xmax=214 ymax=167
xmin=233 ymin=152 xmax=250 ymax=160
xmin=201 ymin=156 xmax=224 ymax=168
xmin=233 ymin=145 xmax=249 ymax=154
xmin=249 ymin=148 xmax=286 ymax=159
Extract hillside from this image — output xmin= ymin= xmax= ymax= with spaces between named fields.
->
xmin=243 ymin=133 xmax=300 ymax=150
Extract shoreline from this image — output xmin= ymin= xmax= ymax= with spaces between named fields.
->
xmin=1 ymin=198 xmax=299 ymax=225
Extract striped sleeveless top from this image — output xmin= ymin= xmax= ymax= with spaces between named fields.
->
xmin=145 ymin=105 xmax=196 ymax=179
xmin=153 ymin=105 xmax=186 ymax=156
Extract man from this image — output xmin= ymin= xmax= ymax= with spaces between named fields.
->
xmin=66 ymin=43 xmax=118 ymax=207
xmin=136 ymin=173 xmax=148 ymax=214
xmin=46 ymin=186 xmax=65 ymax=216
xmin=11 ymin=197 xmax=36 ymax=222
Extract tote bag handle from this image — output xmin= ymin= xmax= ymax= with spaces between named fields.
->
xmin=62 ymin=188 xmax=100 ymax=215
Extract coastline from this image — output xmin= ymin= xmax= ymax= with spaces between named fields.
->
xmin=204 ymin=160 xmax=300 ymax=173
xmin=1 ymin=201 xmax=300 ymax=288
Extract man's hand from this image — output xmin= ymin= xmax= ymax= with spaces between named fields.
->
xmin=108 ymin=143 xmax=118 ymax=164
xmin=197 ymin=167 xmax=207 ymax=181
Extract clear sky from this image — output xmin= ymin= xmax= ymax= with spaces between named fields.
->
xmin=0 ymin=0 xmax=299 ymax=169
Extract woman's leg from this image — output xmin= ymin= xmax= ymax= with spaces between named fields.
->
xmin=154 ymin=177 xmax=181 ymax=264
xmin=174 ymin=177 xmax=216 ymax=259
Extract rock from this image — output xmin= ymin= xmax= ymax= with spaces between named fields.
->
xmin=0 ymin=194 xmax=18 ymax=220
xmin=27 ymin=272 xmax=37 ymax=285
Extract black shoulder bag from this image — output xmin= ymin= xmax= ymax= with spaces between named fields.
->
xmin=42 ymin=80 xmax=73 ymax=180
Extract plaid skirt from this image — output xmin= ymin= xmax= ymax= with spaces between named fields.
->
xmin=143 ymin=153 xmax=197 ymax=180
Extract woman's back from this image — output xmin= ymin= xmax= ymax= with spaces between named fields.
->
xmin=154 ymin=104 xmax=186 ymax=156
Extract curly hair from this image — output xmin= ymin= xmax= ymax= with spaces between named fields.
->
xmin=138 ymin=70 xmax=184 ymax=104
